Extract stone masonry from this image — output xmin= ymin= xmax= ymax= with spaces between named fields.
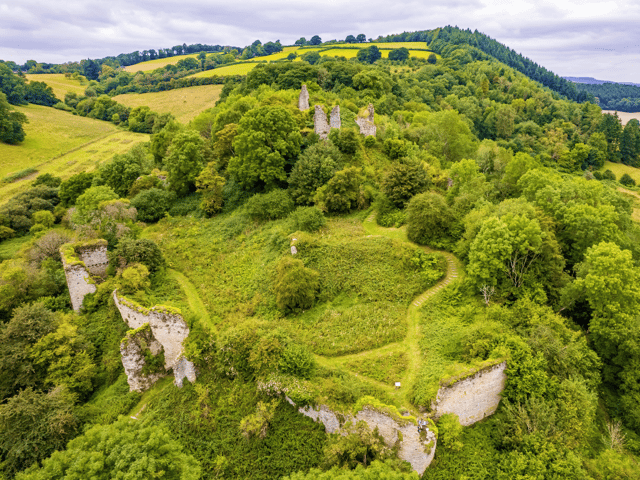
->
xmin=294 ymin=401 xmax=436 ymax=474
xmin=355 ymin=103 xmax=377 ymax=137
xmin=313 ymin=105 xmax=330 ymax=139
xmin=298 ymin=84 xmax=310 ymax=111
xmin=112 ymin=290 xmax=197 ymax=390
xmin=60 ymin=240 xmax=108 ymax=312
xmin=330 ymin=105 xmax=341 ymax=129
xmin=433 ymin=361 xmax=507 ymax=426
xmin=120 ymin=325 xmax=165 ymax=392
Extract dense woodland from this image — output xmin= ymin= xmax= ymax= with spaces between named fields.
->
xmin=1 ymin=29 xmax=640 ymax=479
xmin=570 ymin=81 xmax=640 ymax=112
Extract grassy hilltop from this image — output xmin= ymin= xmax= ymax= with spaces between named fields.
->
xmin=1 ymin=28 xmax=640 ymax=480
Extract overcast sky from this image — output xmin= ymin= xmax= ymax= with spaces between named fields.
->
xmin=1 ymin=0 xmax=639 ymax=83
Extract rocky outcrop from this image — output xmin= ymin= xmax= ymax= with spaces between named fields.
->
xmin=298 ymin=85 xmax=310 ymax=111
xmin=355 ymin=103 xmax=376 ymax=137
xmin=120 ymin=324 xmax=165 ymax=392
xmin=313 ymin=105 xmax=330 ymax=139
xmin=433 ymin=361 xmax=507 ymax=426
xmin=113 ymin=290 xmax=197 ymax=390
xmin=294 ymin=399 xmax=436 ymax=474
xmin=330 ymin=105 xmax=341 ymax=129
xmin=60 ymin=240 xmax=108 ymax=311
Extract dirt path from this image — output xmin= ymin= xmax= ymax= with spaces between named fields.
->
xmin=315 ymin=211 xmax=464 ymax=405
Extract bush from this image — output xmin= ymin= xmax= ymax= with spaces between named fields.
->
xmin=131 ymin=188 xmax=176 ymax=222
xmin=314 ymin=167 xmax=364 ymax=213
xmin=437 ymin=413 xmax=463 ymax=452
xmin=290 ymin=207 xmax=326 ymax=232
xmin=383 ymin=138 xmax=408 ymax=160
xmin=109 ymin=238 xmax=165 ymax=273
xmin=279 ymin=343 xmax=316 ymax=379
xmin=406 ymin=191 xmax=456 ymax=248
xmin=32 ymin=173 xmax=61 ymax=188
xmin=620 ymin=173 xmax=636 ymax=186
xmin=274 ymin=256 xmax=319 ymax=312
xmin=602 ymin=169 xmax=616 ymax=181
xmin=0 ymin=225 xmax=15 ymax=241
xmin=329 ymin=128 xmax=360 ymax=155
xmin=288 ymin=142 xmax=341 ymax=205
xmin=32 ymin=210 xmax=54 ymax=228
xmin=245 ymin=189 xmax=294 ymax=221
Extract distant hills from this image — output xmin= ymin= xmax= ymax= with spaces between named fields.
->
xmin=564 ymin=76 xmax=640 ymax=88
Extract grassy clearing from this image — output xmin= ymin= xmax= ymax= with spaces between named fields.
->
xmin=25 ymin=73 xmax=86 ymax=99
xmin=0 ymin=104 xmax=149 ymax=204
xmin=343 ymin=349 xmax=408 ymax=385
xmin=113 ymin=84 xmax=223 ymax=123
xmin=0 ymin=234 xmax=33 ymax=261
xmin=123 ymin=53 xmax=201 ymax=73
xmin=598 ymin=160 xmax=640 ymax=184
xmin=618 ymin=187 xmax=640 ymax=222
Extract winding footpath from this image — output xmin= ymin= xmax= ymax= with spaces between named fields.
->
xmin=314 ymin=211 xmax=464 ymax=405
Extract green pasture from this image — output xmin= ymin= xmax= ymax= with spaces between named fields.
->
xmin=123 ymin=53 xmax=201 ymax=73
xmin=189 ymin=62 xmax=257 ymax=78
xmin=113 ymin=84 xmax=223 ymax=123
xmin=599 ymin=160 xmax=640 ymax=184
xmin=25 ymin=73 xmax=87 ymax=100
xmin=0 ymin=104 xmax=148 ymax=204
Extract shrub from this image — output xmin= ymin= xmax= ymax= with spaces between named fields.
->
xmin=314 ymin=167 xmax=364 ymax=213
xmin=131 ymin=188 xmax=176 ymax=222
xmin=73 ymin=185 xmax=118 ymax=224
xmin=290 ymin=206 xmax=326 ymax=232
xmin=383 ymin=138 xmax=408 ymax=160
xmin=329 ymin=128 xmax=360 ymax=155
xmin=128 ymin=174 xmax=162 ymax=197
xmin=58 ymin=172 xmax=94 ymax=206
xmin=406 ymin=191 xmax=456 ymax=248
xmin=602 ymin=169 xmax=616 ymax=181
xmin=245 ymin=189 xmax=294 ymax=221
xmin=109 ymin=238 xmax=165 ymax=273
xmin=620 ymin=173 xmax=636 ymax=186
xmin=32 ymin=173 xmax=61 ymax=188
xmin=274 ymin=256 xmax=319 ymax=312
xmin=0 ymin=226 xmax=15 ymax=241
xmin=437 ymin=413 xmax=463 ymax=452
xmin=279 ymin=343 xmax=316 ymax=379
xmin=32 ymin=210 xmax=54 ymax=228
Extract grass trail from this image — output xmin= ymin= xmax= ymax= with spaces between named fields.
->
xmin=314 ymin=211 xmax=464 ymax=406
xmin=167 ymin=268 xmax=213 ymax=330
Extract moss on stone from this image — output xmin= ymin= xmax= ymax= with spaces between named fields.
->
xmin=354 ymin=395 xmax=417 ymax=426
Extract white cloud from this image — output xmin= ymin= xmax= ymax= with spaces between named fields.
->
xmin=1 ymin=0 xmax=639 ymax=82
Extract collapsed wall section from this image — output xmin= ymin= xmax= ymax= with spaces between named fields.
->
xmin=112 ymin=290 xmax=197 ymax=390
xmin=294 ymin=399 xmax=436 ymax=474
xmin=120 ymin=324 xmax=165 ymax=392
xmin=433 ymin=361 xmax=507 ymax=426
xmin=60 ymin=239 xmax=108 ymax=312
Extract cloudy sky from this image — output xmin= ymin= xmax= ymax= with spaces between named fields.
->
xmin=1 ymin=0 xmax=639 ymax=82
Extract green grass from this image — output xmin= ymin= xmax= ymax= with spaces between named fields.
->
xmin=188 ymin=62 xmax=257 ymax=78
xmin=25 ymin=73 xmax=87 ymax=100
xmin=0 ymin=234 xmax=33 ymax=261
xmin=599 ymin=160 xmax=640 ymax=184
xmin=113 ymin=84 xmax=223 ymax=123
xmin=0 ymin=104 xmax=149 ymax=204
xmin=343 ymin=349 xmax=408 ymax=385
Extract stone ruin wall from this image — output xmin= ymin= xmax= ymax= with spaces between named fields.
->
xmin=330 ymin=106 xmax=341 ymax=129
xmin=313 ymin=105 xmax=330 ymax=139
xmin=61 ymin=241 xmax=108 ymax=312
xmin=433 ymin=361 xmax=507 ymax=426
xmin=355 ymin=103 xmax=377 ymax=137
xmin=120 ymin=328 xmax=165 ymax=392
xmin=112 ymin=290 xmax=197 ymax=390
xmin=294 ymin=402 xmax=436 ymax=474
xmin=298 ymin=84 xmax=310 ymax=111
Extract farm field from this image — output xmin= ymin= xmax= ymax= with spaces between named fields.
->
xmin=25 ymin=73 xmax=87 ymax=100
xmin=113 ymin=84 xmax=223 ymax=123
xmin=602 ymin=110 xmax=640 ymax=125
xmin=0 ymin=105 xmax=148 ymax=204
xmin=123 ymin=53 xmax=202 ymax=72
xmin=189 ymin=62 xmax=257 ymax=78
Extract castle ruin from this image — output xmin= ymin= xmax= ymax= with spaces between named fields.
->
xmin=60 ymin=239 xmax=109 ymax=311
